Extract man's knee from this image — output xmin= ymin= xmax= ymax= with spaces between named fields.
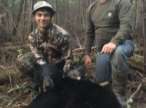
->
xmin=111 ymin=46 xmax=128 ymax=69
xmin=114 ymin=46 xmax=125 ymax=59
xmin=96 ymin=54 xmax=110 ymax=65
xmin=113 ymin=40 xmax=134 ymax=60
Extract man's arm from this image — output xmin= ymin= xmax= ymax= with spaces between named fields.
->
xmin=111 ymin=0 xmax=132 ymax=45
xmin=101 ymin=0 xmax=132 ymax=54
xmin=84 ymin=2 xmax=96 ymax=67
xmin=28 ymin=33 xmax=53 ymax=92
xmin=28 ymin=34 xmax=46 ymax=65
xmin=84 ymin=3 xmax=95 ymax=55
xmin=61 ymin=34 xmax=72 ymax=73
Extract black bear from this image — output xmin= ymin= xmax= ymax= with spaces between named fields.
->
xmin=28 ymin=77 xmax=121 ymax=108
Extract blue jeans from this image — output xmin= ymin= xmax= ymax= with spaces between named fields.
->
xmin=95 ymin=40 xmax=134 ymax=83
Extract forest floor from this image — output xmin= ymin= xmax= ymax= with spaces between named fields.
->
xmin=0 ymin=44 xmax=145 ymax=108
xmin=0 ymin=67 xmax=146 ymax=108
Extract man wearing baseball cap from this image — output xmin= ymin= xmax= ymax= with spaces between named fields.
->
xmin=17 ymin=1 xmax=72 ymax=98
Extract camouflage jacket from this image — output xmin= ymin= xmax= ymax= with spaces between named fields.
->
xmin=85 ymin=0 xmax=132 ymax=54
xmin=28 ymin=24 xmax=72 ymax=65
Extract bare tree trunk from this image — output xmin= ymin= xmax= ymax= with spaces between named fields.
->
xmin=141 ymin=0 xmax=146 ymax=72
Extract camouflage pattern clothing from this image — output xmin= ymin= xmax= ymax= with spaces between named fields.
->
xmin=28 ymin=24 xmax=71 ymax=65
xmin=17 ymin=24 xmax=72 ymax=96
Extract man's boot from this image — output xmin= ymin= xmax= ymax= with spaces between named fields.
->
xmin=112 ymin=72 xmax=128 ymax=108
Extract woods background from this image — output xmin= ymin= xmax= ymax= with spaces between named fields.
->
xmin=0 ymin=0 xmax=146 ymax=107
xmin=0 ymin=0 xmax=145 ymax=67
xmin=0 ymin=0 xmax=95 ymax=45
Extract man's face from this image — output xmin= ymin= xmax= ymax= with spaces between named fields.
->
xmin=34 ymin=9 xmax=52 ymax=30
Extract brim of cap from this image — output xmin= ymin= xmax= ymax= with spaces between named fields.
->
xmin=32 ymin=7 xmax=56 ymax=15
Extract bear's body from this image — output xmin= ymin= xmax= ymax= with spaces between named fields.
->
xmin=28 ymin=78 xmax=121 ymax=108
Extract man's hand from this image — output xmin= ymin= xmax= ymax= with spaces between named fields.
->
xmin=101 ymin=42 xmax=116 ymax=54
xmin=84 ymin=55 xmax=92 ymax=70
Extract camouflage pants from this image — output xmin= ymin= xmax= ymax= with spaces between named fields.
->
xmin=95 ymin=40 xmax=134 ymax=96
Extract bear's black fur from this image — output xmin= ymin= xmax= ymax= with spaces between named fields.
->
xmin=28 ymin=78 xmax=121 ymax=108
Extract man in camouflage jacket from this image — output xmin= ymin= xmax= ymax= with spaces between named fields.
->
xmin=18 ymin=1 xmax=72 ymax=94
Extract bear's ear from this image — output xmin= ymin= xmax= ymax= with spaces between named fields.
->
xmin=65 ymin=65 xmax=85 ymax=80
